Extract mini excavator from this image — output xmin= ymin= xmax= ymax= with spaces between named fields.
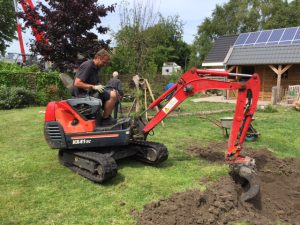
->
xmin=44 ymin=68 xmax=260 ymax=201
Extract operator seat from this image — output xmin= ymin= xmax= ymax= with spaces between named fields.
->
xmin=67 ymin=97 xmax=102 ymax=121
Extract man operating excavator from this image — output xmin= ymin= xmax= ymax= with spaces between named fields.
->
xmin=73 ymin=49 xmax=118 ymax=126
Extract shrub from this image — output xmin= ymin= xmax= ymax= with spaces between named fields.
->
xmin=0 ymin=85 xmax=35 ymax=109
xmin=36 ymin=84 xmax=70 ymax=106
xmin=0 ymin=62 xmax=39 ymax=73
xmin=257 ymin=104 xmax=278 ymax=113
xmin=0 ymin=62 xmax=71 ymax=106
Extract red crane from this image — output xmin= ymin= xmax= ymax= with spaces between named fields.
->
xmin=13 ymin=0 xmax=44 ymax=63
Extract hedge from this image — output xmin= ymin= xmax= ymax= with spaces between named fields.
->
xmin=0 ymin=62 xmax=70 ymax=107
xmin=0 ymin=85 xmax=36 ymax=109
xmin=0 ymin=62 xmax=182 ymax=108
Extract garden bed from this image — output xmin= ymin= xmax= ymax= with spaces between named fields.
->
xmin=136 ymin=142 xmax=300 ymax=225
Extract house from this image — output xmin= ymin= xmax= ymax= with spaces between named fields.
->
xmin=203 ymin=27 xmax=300 ymax=102
xmin=162 ymin=62 xmax=181 ymax=75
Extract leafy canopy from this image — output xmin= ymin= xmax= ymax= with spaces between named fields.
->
xmin=17 ymin=0 xmax=115 ymax=71
xmin=111 ymin=0 xmax=190 ymax=77
xmin=0 ymin=0 xmax=16 ymax=56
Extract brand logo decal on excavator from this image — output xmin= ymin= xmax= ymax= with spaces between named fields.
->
xmin=72 ymin=139 xmax=92 ymax=145
xmin=162 ymin=97 xmax=178 ymax=114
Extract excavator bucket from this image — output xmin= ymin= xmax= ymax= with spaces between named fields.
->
xmin=232 ymin=165 xmax=260 ymax=202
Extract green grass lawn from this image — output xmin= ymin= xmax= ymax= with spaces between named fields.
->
xmin=0 ymin=100 xmax=299 ymax=225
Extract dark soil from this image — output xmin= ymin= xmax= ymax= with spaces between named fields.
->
xmin=135 ymin=142 xmax=300 ymax=225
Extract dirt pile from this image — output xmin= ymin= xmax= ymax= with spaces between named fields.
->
xmin=136 ymin=142 xmax=300 ymax=225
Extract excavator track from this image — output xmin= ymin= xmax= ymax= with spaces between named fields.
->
xmin=58 ymin=150 xmax=117 ymax=183
xmin=58 ymin=141 xmax=168 ymax=183
xmin=129 ymin=140 xmax=169 ymax=165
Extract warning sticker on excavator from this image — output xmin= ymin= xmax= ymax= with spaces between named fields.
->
xmin=162 ymin=97 xmax=178 ymax=114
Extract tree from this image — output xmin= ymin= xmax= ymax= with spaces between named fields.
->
xmin=191 ymin=0 xmax=262 ymax=65
xmin=145 ymin=15 xmax=190 ymax=71
xmin=115 ymin=0 xmax=158 ymax=75
xmin=18 ymin=0 xmax=115 ymax=71
xmin=0 ymin=0 xmax=16 ymax=56
xmin=261 ymin=0 xmax=300 ymax=29
xmin=112 ymin=0 xmax=189 ymax=76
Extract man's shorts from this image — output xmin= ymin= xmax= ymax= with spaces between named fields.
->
xmin=93 ymin=88 xmax=111 ymax=104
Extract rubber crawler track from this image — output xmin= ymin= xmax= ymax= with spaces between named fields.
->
xmin=58 ymin=141 xmax=168 ymax=183
xmin=130 ymin=140 xmax=169 ymax=165
xmin=59 ymin=150 xmax=117 ymax=183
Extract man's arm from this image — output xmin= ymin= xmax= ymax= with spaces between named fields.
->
xmin=74 ymin=77 xmax=94 ymax=90
xmin=74 ymin=78 xmax=105 ymax=93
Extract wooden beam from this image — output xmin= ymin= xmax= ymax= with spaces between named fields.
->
xmin=269 ymin=65 xmax=279 ymax=75
xmin=269 ymin=64 xmax=293 ymax=102
xmin=281 ymin=64 xmax=292 ymax=75
xmin=262 ymin=66 xmax=265 ymax=101
xmin=276 ymin=68 xmax=282 ymax=101
xmin=268 ymin=65 xmax=281 ymax=103
xmin=277 ymin=64 xmax=292 ymax=101
xmin=144 ymin=88 xmax=148 ymax=120
xmin=145 ymin=79 xmax=164 ymax=126
xmin=227 ymin=66 xmax=235 ymax=73
xmin=127 ymin=98 xmax=136 ymax=117
xmin=226 ymin=66 xmax=236 ymax=99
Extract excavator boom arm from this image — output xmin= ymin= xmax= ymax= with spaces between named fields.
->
xmin=143 ymin=68 xmax=260 ymax=161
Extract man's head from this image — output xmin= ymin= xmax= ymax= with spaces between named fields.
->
xmin=93 ymin=49 xmax=111 ymax=68
xmin=112 ymin=71 xmax=119 ymax=78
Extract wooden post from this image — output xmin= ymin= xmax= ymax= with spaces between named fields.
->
xmin=227 ymin=66 xmax=236 ymax=73
xmin=262 ymin=66 xmax=265 ymax=101
xmin=269 ymin=64 xmax=292 ymax=103
xmin=132 ymin=75 xmax=141 ymax=113
xmin=276 ymin=65 xmax=282 ymax=101
xmin=144 ymin=88 xmax=148 ymax=120
xmin=127 ymin=98 xmax=136 ymax=117
xmin=226 ymin=66 xmax=236 ymax=99
xmin=145 ymin=79 xmax=164 ymax=126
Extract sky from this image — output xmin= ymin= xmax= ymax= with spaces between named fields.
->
xmin=7 ymin=0 xmax=228 ymax=54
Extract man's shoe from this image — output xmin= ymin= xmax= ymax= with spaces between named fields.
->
xmin=101 ymin=116 xmax=116 ymax=126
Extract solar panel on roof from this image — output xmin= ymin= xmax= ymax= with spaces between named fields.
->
xmin=268 ymin=29 xmax=284 ymax=42
xmin=278 ymin=41 xmax=292 ymax=45
xmin=266 ymin=42 xmax=279 ymax=46
xmin=281 ymin=27 xmax=298 ymax=41
xmin=256 ymin=30 xmax=272 ymax=43
xmin=255 ymin=43 xmax=266 ymax=46
xmin=245 ymin=32 xmax=261 ymax=44
xmin=294 ymin=28 xmax=300 ymax=40
xmin=234 ymin=27 xmax=300 ymax=47
xmin=234 ymin=33 xmax=249 ymax=45
xmin=293 ymin=40 xmax=300 ymax=44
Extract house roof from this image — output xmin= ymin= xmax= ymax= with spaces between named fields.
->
xmin=226 ymin=44 xmax=300 ymax=65
xmin=202 ymin=35 xmax=238 ymax=65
